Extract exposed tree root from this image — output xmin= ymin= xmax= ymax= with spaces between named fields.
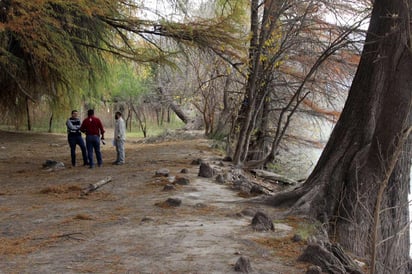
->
xmin=298 ymin=238 xmax=363 ymax=274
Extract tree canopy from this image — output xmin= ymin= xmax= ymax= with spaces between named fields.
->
xmin=0 ymin=0 xmax=245 ymax=123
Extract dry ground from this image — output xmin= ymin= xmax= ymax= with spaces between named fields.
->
xmin=0 ymin=130 xmax=309 ymax=273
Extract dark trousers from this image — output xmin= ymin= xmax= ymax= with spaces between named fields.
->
xmin=86 ymin=135 xmax=102 ymax=167
xmin=68 ymin=134 xmax=88 ymax=166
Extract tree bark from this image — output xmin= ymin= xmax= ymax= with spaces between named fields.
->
xmin=262 ymin=1 xmax=412 ymax=272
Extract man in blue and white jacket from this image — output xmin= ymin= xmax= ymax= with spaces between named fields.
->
xmin=66 ymin=110 xmax=88 ymax=167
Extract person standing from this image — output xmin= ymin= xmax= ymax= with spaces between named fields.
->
xmin=113 ymin=111 xmax=126 ymax=165
xmin=66 ymin=110 xmax=88 ymax=167
xmin=80 ymin=109 xmax=105 ymax=168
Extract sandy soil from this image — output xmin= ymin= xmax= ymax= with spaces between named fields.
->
xmin=0 ymin=130 xmax=308 ymax=273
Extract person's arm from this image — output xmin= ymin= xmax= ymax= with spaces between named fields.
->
xmin=79 ymin=120 xmax=86 ymax=133
xmin=99 ymin=119 xmax=105 ymax=139
xmin=119 ymin=119 xmax=126 ymax=140
xmin=114 ymin=121 xmax=118 ymax=139
xmin=66 ymin=119 xmax=78 ymax=130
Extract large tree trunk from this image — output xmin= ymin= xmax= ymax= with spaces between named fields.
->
xmin=263 ymin=1 xmax=412 ymax=272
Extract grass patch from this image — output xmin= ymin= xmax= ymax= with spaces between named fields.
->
xmin=126 ymin=119 xmax=185 ymax=139
xmin=39 ymin=185 xmax=81 ymax=194
xmin=39 ymin=185 xmax=83 ymax=196
xmin=274 ymin=216 xmax=318 ymax=241
xmin=254 ymin=235 xmax=311 ymax=271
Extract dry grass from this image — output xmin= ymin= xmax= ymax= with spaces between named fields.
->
xmin=254 ymin=235 xmax=306 ymax=257
xmin=39 ymin=184 xmax=82 ymax=195
xmin=0 ymin=237 xmax=34 ymax=255
xmin=0 ymin=206 xmax=11 ymax=212
xmin=0 ymin=231 xmax=71 ymax=256
xmin=253 ymin=235 xmax=310 ymax=271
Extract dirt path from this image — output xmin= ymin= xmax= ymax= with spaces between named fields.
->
xmin=0 ymin=130 xmax=307 ymax=273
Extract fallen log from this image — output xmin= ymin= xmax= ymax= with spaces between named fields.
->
xmin=81 ymin=176 xmax=112 ymax=196
xmin=251 ymin=169 xmax=299 ymax=185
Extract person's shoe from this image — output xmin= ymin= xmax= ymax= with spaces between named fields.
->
xmin=112 ymin=161 xmax=119 ymax=165
xmin=115 ymin=162 xmax=124 ymax=165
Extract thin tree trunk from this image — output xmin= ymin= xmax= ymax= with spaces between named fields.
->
xmin=48 ymin=113 xmax=53 ymax=133
xmin=232 ymin=0 xmax=267 ymax=166
xmin=26 ymin=97 xmax=31 ymax=131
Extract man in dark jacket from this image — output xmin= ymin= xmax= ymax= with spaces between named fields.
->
xmin=80 ymin=109 xmax=105 ymax=168
xmin=66 ymin=110 xmax=88 ymax=167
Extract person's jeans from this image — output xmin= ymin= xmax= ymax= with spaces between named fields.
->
xmin=115 ymin=139 xmax=125 ymax=163
xmin=86 ymin=135 xmax=102 ymax=167
xmin=68 ymin=134 xmax=88 ymax=166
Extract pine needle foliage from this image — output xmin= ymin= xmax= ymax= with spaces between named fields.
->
xmin=0 ymin=0 xmax=115 ymax=119
xmin=0 ymin=0 xmax=247 ymax=124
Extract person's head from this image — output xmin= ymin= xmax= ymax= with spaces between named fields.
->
xmin=115 ymin=111 xmax=122 ymax=120
xmin=71 ymin=110 xmax=78 ymax=118
xmin=87 ymin=109 xmax=94 ymax=117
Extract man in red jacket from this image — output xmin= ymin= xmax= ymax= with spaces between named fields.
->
xmin=80 ymin=109 xmax=105 ymax=168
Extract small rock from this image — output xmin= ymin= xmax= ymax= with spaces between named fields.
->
xmin=175 ymin=177 xmax=190 ymax=185
xmin=215 ymin=174 xmax=225 ymax=184
xmin=292 ymin=234 xmax=303 ymax=242
xmin=42 ymin=159 xmax=65 ymax=169
xmin=180 ymin=168 xmax=189 ymax=174
xmin=306 ymin=265 xmax=322 ymax=274
xmin=141 ymin=217 xmax=155 ymax=223
xmin=163 ymin=184 xmax=176 ymax=191
xmin=222 ymin=156 xmax=232 ymax=162
xmin=233 ymin=180 xmax=252 ymax=193
xmin=165 ymin=198 xmax=182 ymax=207
xmin=251 ymin=211 xmax=274 ymax=231
xmin=234 ymin=256 xmax=252 ymax=273
xmin=250 ymin=185 xmax=264 ymax=194
xmin=198 ymin=162 xmax=215 ymax=178
xmin=155 ymin=168 xmax=169 ymax=177
xmin=191 ymin=158 xmax=202 ymax=165
xmin=241 ymin=208 xmax=257 ymax=217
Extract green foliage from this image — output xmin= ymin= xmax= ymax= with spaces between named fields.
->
xmin=106 ymin=60 xmax=152 ymax=101
xmin=0 ymin=0 xmax=115 ymax=119
xmin=294 ymin=221 xmax=319 ymax=240
xmin=0 ymin=0 xmax=248 ymax=129
xmin=127 ymin=118 xmax=185 ymax=138
xmin=215 ymin=0 xmax=248 ymax=25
